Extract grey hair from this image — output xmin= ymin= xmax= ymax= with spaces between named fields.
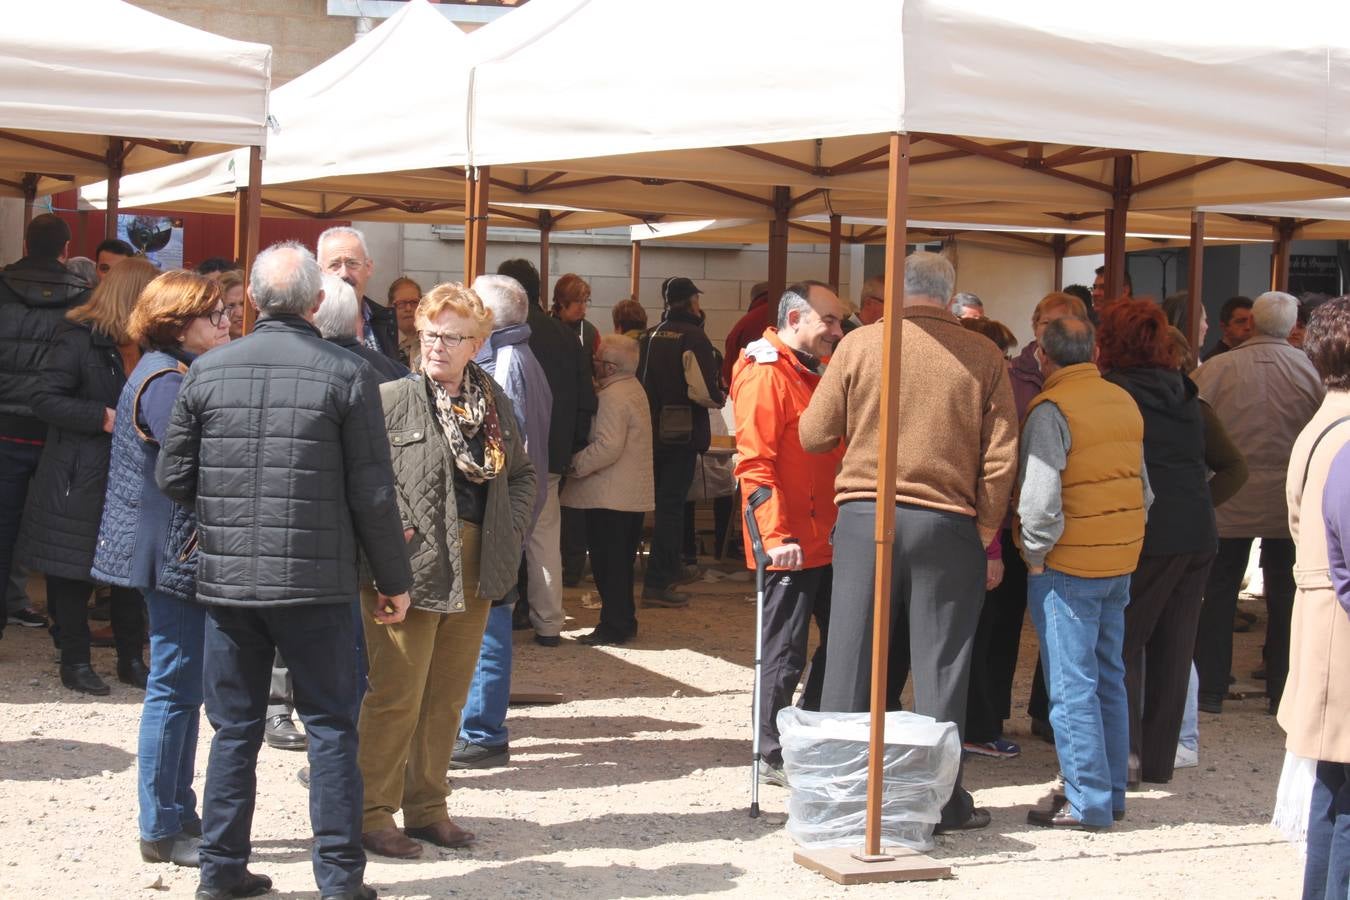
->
xmin=472 ymin=274 xmax=528 ymax=328
xmin=597 ymin=333 xmax=639 ymax=375
xmin=904 ymin=251 xmax=955 ymax=305
xmin=950 ymin=291 xmax=983 ymax=315
xmin=250 ymin=241 xmax=322 ymax=317
xmin=1040 ymin=315 xmax=1096 ymax=367
xmin=316 ymin=225 xmax=369 ymax=260
xmin=66 ymin=256 xmax=97 ymax=286
xmin=778 ymin=279 xmax=831 ymax=330
xmin=1253 ymin=291 xmax=1298 ymax=338
xmin=315 ymin=273 xmax=360 ymax=339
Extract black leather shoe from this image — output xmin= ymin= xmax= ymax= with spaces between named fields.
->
xmin=577 ymin=629 xmax=629 ymax=646
xmin=118 ymin=656 xmax=149 ymax=689
xmin=533 ymin=634 xmax=560 ymax=647
xmin=1027 ymin=806 xmax=1110 ymax=830
xmin=194 ymin=869 xmax=272 ymax=899
xmin=60 ymin=663 xmax=110 ymax=696
xmin=296 ymin=767 xmax=310 ymax=789
xmin=1198 ymin=693 xmax=1224 ymax=714
xmin=321 ymin=885 xmax=376 ymax=900
xmin=933 ymin=807 xmax=991 ymax=834
xmin=264 ymin=714 xmax=307 ymax=750
xmin=449 ymin=739 xmax=509 ymax=770
xmin=141 ymin=832 xmax=201 ymax=867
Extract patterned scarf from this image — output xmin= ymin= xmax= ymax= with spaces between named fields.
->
xmin=430 ymin=363 xmax=506 ymax=483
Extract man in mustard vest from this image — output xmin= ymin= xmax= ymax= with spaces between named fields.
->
xmin=1017 ymin=315 xmax=1151 ymax=830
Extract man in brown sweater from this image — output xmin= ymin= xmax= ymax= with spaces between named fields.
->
xmin=799 ymin=250 xmax=1018 ymax=833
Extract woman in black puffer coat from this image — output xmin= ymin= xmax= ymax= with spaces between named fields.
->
xmin=17 ymin=257 xmax=158 ymax=695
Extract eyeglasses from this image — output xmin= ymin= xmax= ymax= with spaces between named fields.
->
xmin=205 ymin=307 xmax=227 ymax=327
xmin=393 ymin=298 xmax=421 ymax=310
xmin=419 ymin=330 xmax=471 ymax=348
xmin=324 ymin=257 xmax=368 ymax=272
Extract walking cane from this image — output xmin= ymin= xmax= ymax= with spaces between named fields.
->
xmin=743 ymin=485 xmax=772 ymax=818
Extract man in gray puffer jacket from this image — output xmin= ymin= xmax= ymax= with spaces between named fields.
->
xmin=156 ymin=242 xmax=412 ymax=900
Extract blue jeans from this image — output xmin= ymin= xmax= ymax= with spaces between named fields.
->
xmin=1178 ymin=663 xmax=1199 ymax=752
xmin=200 ymin=603 xmax=364 ymax=896
xmin=1304 ymin=761 xmax=1350 ymax=900
xmin=459 ymin=603 xmax=512 ymax=748
xmin=138 ymin=588 xmax=206 ymax=841
xmin=0 ymin=439 xmax=42 ymax=634
xmin=1027 ymin=568 xmax=1130 ymax=827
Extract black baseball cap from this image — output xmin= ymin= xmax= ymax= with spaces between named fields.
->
xmin=665 ymin=276 xmax=703 ymax=306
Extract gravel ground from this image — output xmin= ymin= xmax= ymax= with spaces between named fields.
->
xmin=0 ymin=570 xmax=1301 ymax=899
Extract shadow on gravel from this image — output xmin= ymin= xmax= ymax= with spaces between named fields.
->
xmin=292 ymin=859 xmax=745 ymax=899
xmin=0 ymin=738 xmax=133 ymax=779
xmin=451 ymin=736 xmax=747 ymax=792
xmin=508 ymin=716 xmax=700 ymax=741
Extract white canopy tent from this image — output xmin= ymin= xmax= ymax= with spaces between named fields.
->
xmin=1 ymin=0 xmax=271 ymax=236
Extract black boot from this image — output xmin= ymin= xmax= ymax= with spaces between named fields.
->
xmin=118 ymin=657 xmax=149 ymax=689
xmin=60 ymin=663 xmax=110 ymax=696
xmin=140 ymin=832 xmax=201 ymax=867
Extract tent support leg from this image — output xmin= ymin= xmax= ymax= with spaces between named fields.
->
xmin=767 ymin=186 xmax=790 ymax=303
xmin=234 ymin=145 xmax=263 ymax=334
xmin=828 ymin=213 xmax=842 ymax=290
xmin=1187 ymin=211 xmax=1205 ymax=351
xmin=104 ymin=138 xmax=123 ymax=240
xmin=1271 ymin=217 xmax=1295 ymax=293
xmin=630 ymin=240 xmax=641 ymax=301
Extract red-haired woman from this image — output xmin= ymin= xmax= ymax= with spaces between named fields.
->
xmin=1098 ymin=300 xmax=1243 ymax=784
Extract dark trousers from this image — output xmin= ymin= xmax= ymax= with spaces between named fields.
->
xmin=681 ymin=495 xmax=735 ymax=562
xmin=1123 ymin=551 xmax=1213 ymax=783
xmin=1195 ymin=536 xmax=1295 ymax=704
xmin=1304 ymin=760 xmax=1350 ymax=900
xmin=200 ymin=603 xmax=363 ymax=896
xmin=644 ymin=449 xmax=696 ymax=590
xmin=0 ymin=439 xmax=42 ymax=634
xmin=265 ymin=649 xmax=292 ymax=720
xmin=561 ymin=505 xmax=588 ymax=583
xmin=759 ymin=566 xmax=831 ymax=766
xmin=586 ymin=508 xmax=643 ymax=639
xmin=821 ymin=501 xmax=984 ymax=828
xmin=46 ymin=574 xmax=143 ymax=665
xmin=964 ymin=530 xmax=1028 ymax=743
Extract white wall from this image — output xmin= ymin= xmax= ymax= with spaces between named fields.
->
xmin=951 ymin=240 xmax=1056 ymax=348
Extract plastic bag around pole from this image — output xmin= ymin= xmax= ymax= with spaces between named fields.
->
xmin=778 ymin=708 xmax=961 ymax=851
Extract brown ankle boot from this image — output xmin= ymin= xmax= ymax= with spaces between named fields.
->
xmin=361 ymin=826 xmax=422 ymax=859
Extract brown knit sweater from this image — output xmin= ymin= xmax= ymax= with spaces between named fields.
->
xmin=799 ymin=306 xmax=1019 ymax=545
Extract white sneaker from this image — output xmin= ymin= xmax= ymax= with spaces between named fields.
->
xmin=1174 ymin=745 xmax=1199 ymax=769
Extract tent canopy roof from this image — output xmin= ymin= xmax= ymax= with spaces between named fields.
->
xmin=0 ymin=0 xmax=271 ymax=199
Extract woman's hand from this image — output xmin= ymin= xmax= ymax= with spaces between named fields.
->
xmin=404 ymin=527 xmax=415 ymax=543
xmin=102 ymin=407 xmax=116 ymax=433
xmin=985 ymin=558 xmax=1004 ymax=591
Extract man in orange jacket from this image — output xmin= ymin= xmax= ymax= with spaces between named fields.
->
xmin=731 ymin=280 xmax=846 ymax=786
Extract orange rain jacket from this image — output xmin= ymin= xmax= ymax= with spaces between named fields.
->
xmin=731 ymin=328 xmax=845 ymax=571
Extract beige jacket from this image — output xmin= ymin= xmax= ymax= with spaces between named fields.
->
xmin=1280 ymin=390 xmax=1350 ymax=762
xmin=1194 ymin=335 xmax=1324 ymax=538
xmin=561 ymin=375 xmax=655 ymax=513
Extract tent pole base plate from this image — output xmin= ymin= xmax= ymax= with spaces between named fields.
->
xmin=793 ymin=846 xmax=951 ymax=884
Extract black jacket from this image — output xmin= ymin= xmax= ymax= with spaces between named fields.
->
xmin=1105 ymin=367 xmax=1217 ymax=557
xmin=0 ymin=257 xmax=92 ymax=439
xmin=638 ymin=308 xmax=725 ymax=454
xmin=364 ymin=297 xmax=401 ymax=362
xmin=526 ymin=302 xmax=596 ymax=474
xmin=156 ymin=314 xmax=413 ymax=606
xmin=329 ymin=334 xmax=410 ymax=383
xmin=16 ymin=322 xmax=125 ymax=581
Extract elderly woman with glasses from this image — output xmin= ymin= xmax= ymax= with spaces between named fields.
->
xmin=357 ymin=282 xmax=535 ymax=860
xmin=90 ymin=271 xmax=231 ymax=867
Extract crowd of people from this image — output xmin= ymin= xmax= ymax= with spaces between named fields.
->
xmin=1 ymin=210 xmax=1348 ymax=899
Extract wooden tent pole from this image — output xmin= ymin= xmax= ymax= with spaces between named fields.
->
xmin=767 ymin=186 xmax=790 ymax=303
xmin=234 ymin=145 xmax=263 ymax=334
xmin=1271 ymin=217 xmax=1295 ymax=292
xmin=464 ymin=166 xmax=491 ymax=283
xmin=1104 ymin=155 xmax=1131 ymax=300
xmin=1052 ymin=234 xmax=1066 ymax=291
xmin=630 ymin=240 xmax=641 ymax=301
xmin=104 ymin=138 xmax=123 ymax=240
xmin=1187 ymin=211 xmax=1205 ymax=351
xmin=538 ymin=210 xmax=552 ymax=297
xmin=828 ymin=213 xmax=843 ymax=290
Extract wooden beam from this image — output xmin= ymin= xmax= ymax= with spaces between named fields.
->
xmin=726 ymin=144 xmax=820 ymax=176
xmin=0 ymin=129 xmax=106 ymax=165
xmin=1271 ymin=217 xmax=1296 ymax=292
xmin=1130 ymin=158 xmax=1234 ymax=197
xmin=767 ymin=186 xmax=791 ymax=305
xmin=1104 ymin=156 xmax=1132 ymax=300
xmin=538 ymin=210 xmax=552 ymax=297
xmin=828 ymin=144 xmax=891 ymax=175
xmin=1052 ymin=234 xmax=1066 ymax=290
xmin=1245 ymin=159 xmax=1350 ymax=192
xmin=234 ymin=145 xmax=263 ymax=334
xmin=629 ymin=240 xmax=641 ymax=301
xmin=1187 ymin=211 xmax=1206 ymax=351
xmin=123 ymin=137 xmax=193 ymax=156
xmin=919 ymin=134 xmax=1113 ymax=194
xmin=464 ymin=166 xmax=491 ymax=282
xmin=867 ymin=132 xmax=909 ymax=857
xmin=828 ymin=213 xmax=843 ymax=290
xmin=103 ymin=138 xmax=123 ymax=240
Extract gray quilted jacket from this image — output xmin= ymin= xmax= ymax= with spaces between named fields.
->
xmin=380 ymin=371 xmax=535 ymax=613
